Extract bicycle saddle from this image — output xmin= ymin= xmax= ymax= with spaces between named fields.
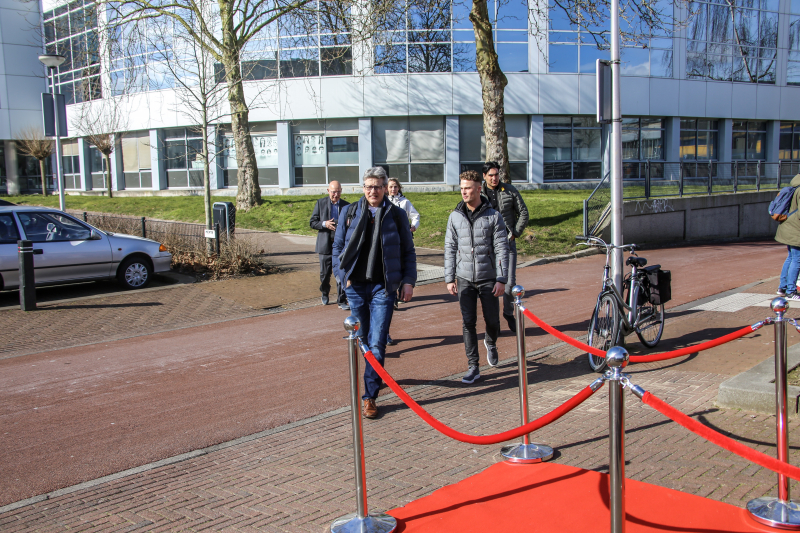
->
xmin=626 ymin=256 xmax=647 ymax=267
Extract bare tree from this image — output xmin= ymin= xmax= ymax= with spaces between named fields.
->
xmin=15 ymin=126 xmax=53 ymax=197
xmin=71 ymin=80 xmax=128 ymax=198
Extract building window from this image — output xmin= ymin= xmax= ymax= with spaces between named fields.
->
xmin=222 ymin=125 xmax=280 ymax=188
xmin=373 ymin=116 xmax=445 ymax=183
xmin=121 ymin=131 xmax=152 ymax=189
xmin=680 ymin=119 xmax=718 ymax=161
xmin=43 ymin=1 xmax=101 ymax=103
xmin=164 ymin=128 xmax=203 ymax=188
xmin=293 ymin=119 xmax=359 ymax=185
xmin=17 ymin=153 xmax=53 ymax=193
xmin=686 ymin=0 xmax=777 ymax=83
xmin=459 ymin=115 xmax=529 ymax=181
xmin=780 ymin=122 xmax=800 ymax=161
xmin=0 ymin=144 xmax=6 ymax=191
xmin=547 ymin=2 xmax=672 ymax=76
xmin=543 ymin=116 xmax=602 ymax=181
xmin=621 ymin=117 xmax=665 ymax=179
xmin=62 ymin=140 xmax=81 ymax=189
xmin=89 ymin=146 xmax=109 ymax=189
xmin=732 ymin=121 xmax=766 ymax=160
xmin=789 ymin=3 xmax=800 ymax=85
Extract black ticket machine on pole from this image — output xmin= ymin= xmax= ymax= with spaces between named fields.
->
xmin=213 ymin=202 xmax=236 ymax=240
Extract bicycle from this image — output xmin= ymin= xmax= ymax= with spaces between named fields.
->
xmin=577 ymin=235 xmax=667 ymax=372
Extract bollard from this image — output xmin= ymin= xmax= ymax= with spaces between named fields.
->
xmin=606 ymin=346 xmax=629 ymax=533
xmin=215 ymin=223 xmax=221 ymax=256
xmin=501 ymin=286 xmax=554 ymax=464
xmin=331 ymin=317 xmax=397 ymax=533
xmin=746 ymin=298 xmax=800 ymax=529
xmin=18 ymin=240 xmax=37 ymax=311
xmin=141 ymin=217 xmax=146 ymax=239
xmin=83 ymin=212 xmax=88 ymax=223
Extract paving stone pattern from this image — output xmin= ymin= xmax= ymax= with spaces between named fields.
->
xmin=0 ymin=286 xmax=263 ymax=359
xmin=1 ymin=336 xmax=797 ymax=532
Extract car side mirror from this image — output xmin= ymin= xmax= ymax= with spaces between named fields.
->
xmin=89 ymin=229 xmax=102 ymax=240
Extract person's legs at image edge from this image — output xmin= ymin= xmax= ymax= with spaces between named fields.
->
xmin=782 ymin=246 xmax=800 ymax=298
xmin=502 ymin=241 xmax=517 ymax=332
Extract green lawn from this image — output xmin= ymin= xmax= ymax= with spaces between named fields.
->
xmin=1 ymin=189 xmax=588 ymax=257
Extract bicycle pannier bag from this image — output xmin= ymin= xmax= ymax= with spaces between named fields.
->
xmin=647 ymin=269 xmax=671 ymax=305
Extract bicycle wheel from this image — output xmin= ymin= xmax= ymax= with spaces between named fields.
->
xmin=587 ymin=293 xmax=620 ymax=373
xmin=635 ymin=300 xmax=665 ymax=348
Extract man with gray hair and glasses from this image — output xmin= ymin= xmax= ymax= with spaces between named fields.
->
xmin=333 ymin=167 xmax=417 ymax=420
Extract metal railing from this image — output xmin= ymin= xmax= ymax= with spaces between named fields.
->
xmin=583 ymin=161 xmax=788 ymax=236
xmin=76 ymin=212 xmax=225 ymax=251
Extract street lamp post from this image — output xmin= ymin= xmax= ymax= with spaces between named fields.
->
xmin=38 ymin=54 xmax=66 ymax=212
xmin=609 ymin=0 xmax=624 ymax=292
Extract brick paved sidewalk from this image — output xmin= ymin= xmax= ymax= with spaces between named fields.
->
xmin=2 ymin=301 xmax=798 ymax=532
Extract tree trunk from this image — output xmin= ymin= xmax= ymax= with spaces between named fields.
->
xmin=219 ymin=0 xmax=260 ymax=211
xmin=201 ymin=119 xmax=214 ymax=255
xmin=470 ymin=0 xmax=511 ymax=183
xmin=104 ymin=153 xmax=113 ymax=198
xmin=39 ymin=159 xmax=47 ymax=197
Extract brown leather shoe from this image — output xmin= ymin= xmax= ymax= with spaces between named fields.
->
xmin=363 ymin=399 xmax=378 ymax=419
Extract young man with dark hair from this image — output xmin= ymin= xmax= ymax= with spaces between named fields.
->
xmin=481 ymin=161 xmax=529 ymax=333
xmin=445 ymin=170 xmax=509 ymax=384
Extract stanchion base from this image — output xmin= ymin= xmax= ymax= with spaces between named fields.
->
xmin=500 ymin=443 xmax=554 ymax=464
xmin=747 ymin=497 xmax=800 ymax=530
xmin=331 ymin=512 xmax=397 ymax=533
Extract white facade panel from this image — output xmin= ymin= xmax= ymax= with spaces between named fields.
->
xmin=504 ymin=73 xmax=538 ymax=114
xmin=780 ymin=89 xmax=800 ymax=120
xmin=408 ymin=74 xmax=452 ymax=116
xmin=279 ymin=78 xmax=321 ymax=121
xmin=649 ymin=78 xmax=680 ymax=117
xmin=0 ymin=7 xmax=40 ymax=48
xmin=619 ymin=77 xmax=650 ymax=116
xmin=756 ymin=84 xmax=781 ymax=121
xmin=730 ymin=83 xmax=758 ymax=119
xmin=539 ymin=74 xmax=579 ymax=114
xmin=452 ymin=74 xmax=482 ymax=115
xmin=704 ymin=81 xmax=732 ymax=119
xmin=6 ymin=73 xmax=44 ymax=110
xmin=578 ymin=74 xmax=595 ymax=116
xmin=2 ymin=43 xmax=41 ymax=77
xmin=363 ymin=75 xmax=408 ymax=117
xmin=679 ymin=80 xmax=707 ymax=117
xmin=320 ymin=76 xmax=364 ymax=118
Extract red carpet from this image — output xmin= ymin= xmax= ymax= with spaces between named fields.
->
xmin=388 ymin=462 xmax=777 ymax=532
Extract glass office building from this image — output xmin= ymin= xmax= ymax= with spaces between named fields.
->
xmin=2 ymin=0 xmax=800 ymax=193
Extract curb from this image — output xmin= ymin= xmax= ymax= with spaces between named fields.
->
xmin=716 ymin=342 xmax=800 ymax=416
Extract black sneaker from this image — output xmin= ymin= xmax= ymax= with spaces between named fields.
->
xmin=462 ymin=366 xmax=481 ymax=384
xmin=484 ymin=338 xmax=498 ymax=367
xmin=504 ymin=313 xmax=517 ymax=334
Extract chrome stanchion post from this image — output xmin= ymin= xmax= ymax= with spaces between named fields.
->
xmin=501 ymin=286 xmax=554 ymax=464
xmin=606 ymin=346 xmax=629 ymax=533
xmin=331 ymin=317 xmax=397 ymax=533
xmin=747 ymin=298 xmax=800 ymax=529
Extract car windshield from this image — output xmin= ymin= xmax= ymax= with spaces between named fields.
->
xmin=18 ymin=212 xmax=91 ymax=242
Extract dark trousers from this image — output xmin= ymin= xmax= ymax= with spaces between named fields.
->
xmin=457 ymin=278 xmax=500 ymax=368
xmin=319 ymin=254 xmax=346 ymax=304
xmin=502 ymin=240 xmax=518 ymax=317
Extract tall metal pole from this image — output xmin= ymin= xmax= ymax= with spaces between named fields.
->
xmin=609 ymin=0 xmax=623 ymax=292
xmin=747 ymin=298 xmax=800 ymax=529
xmin=50 ymin=68 xmax=66 ymax=212
xmin=606 ymin=346 xmax=629 ymax=533
xmin=331 ymin=317 xmax=397 ymax=533
xmin=501 ymin=286 xmax=554 ymax=463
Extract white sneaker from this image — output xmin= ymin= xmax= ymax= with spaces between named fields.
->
xmin=787 ymin=294 xmax=800 ymax=301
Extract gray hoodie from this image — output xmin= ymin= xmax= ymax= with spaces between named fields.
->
xmin=444 ymin=199 xmax=509 ymax=284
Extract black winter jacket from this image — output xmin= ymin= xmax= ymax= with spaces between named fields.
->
xmin=481 ymin=181 xmax=529 ymax=239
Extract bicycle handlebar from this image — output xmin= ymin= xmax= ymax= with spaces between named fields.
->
xmin=575 ymin=235 xmax=638 ymax=252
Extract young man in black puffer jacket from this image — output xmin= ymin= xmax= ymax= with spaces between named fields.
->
xmin=445 ymin=170 xmax=509 ymax=384
xmin=481 ymin=161 xmax=529 ymax=333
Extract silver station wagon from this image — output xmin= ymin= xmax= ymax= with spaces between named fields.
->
xmin=0 ymin=206 xmax=172 ymax=290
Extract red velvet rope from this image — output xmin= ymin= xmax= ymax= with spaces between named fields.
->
xmin=362 ymin=349 xmax=598 ymax=445
xmin=521 ymin=307 xmax=756 ymax=362
xmin=643 ymin=391 xmax=800 ymax=482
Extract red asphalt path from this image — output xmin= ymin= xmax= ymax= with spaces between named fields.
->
xmin=0 ymin=241 xmax=786 ymax=506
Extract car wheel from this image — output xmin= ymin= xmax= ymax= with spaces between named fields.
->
xmin=118 ymin=256 xmax=152 ymax=290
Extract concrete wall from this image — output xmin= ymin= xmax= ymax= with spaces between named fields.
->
xmin=607 ymin=191 xmax=781 ymax=244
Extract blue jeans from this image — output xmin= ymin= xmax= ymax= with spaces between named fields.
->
xmin=780 ymin=246 xmax=800 ymax=295
xmin=346 ymin=282 xmax=396 ymax=400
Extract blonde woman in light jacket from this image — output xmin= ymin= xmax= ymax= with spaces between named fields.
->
xmin=385 ymin=178 xmax=420 ymax=343
xmin=387 ymin=179 xmax=420 ymax=232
